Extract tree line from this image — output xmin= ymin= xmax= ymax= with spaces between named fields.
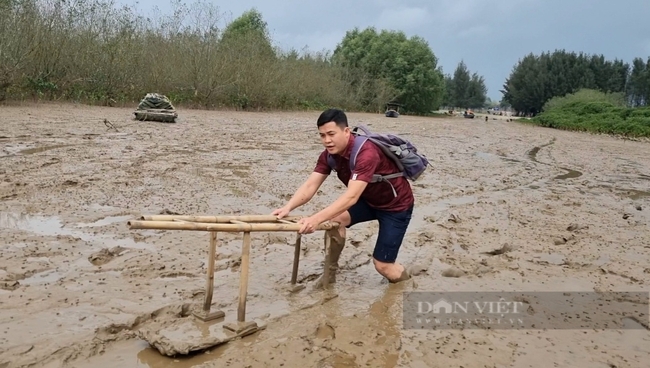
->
xmin=0 ymin=0 xmax=490 ymax=115
xmin=500 ymin=50 xmax=650 ymax=116
xmin=9 ymin=0 xmax=647 ymax=120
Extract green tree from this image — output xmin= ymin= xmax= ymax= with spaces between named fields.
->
xmin=450 ymin=60 xmax=470 ymax=108
xmin=443 ymin=61 xmax=488 ymax=109
xmin=467 ymin=72 xmax=487 ymax=108
xmin=332 ymin=27 xmax=444 ymax=114
xmin=501 ymin=50 xmax=630 ymax=115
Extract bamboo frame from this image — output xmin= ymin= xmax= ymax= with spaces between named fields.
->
xmin=127 ymin=214 xmax=338 ymax=327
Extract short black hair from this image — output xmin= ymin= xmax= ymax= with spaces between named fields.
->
xmin=317 ymin=108 xmax=348 ymax=128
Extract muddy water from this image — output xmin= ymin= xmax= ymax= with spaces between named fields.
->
xmin=1 ymin=104 xmax=650 ymax=368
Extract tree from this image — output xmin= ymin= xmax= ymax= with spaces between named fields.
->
xmin=467 ymin=72 xmax=487 ymax=108
xmin=220 ymin=8 xmax=275 ymax=59
xmin=501 ymin=50 xmax=630 ymax=115
xmin=451 ymin=60 xmax=470 ymax=108
xmin=443 ymin=60 xmax=487 ymax=109
xmin=332 ymin=27 xmax=444 ymax=114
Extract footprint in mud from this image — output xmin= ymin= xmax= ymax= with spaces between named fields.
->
xmin=88 ymin=246 xmax=129 ymax=266
xmin=317 ymin=352 xmax=358 ymax=368
xmin=315 ymin=321 xmax=336 ymax=340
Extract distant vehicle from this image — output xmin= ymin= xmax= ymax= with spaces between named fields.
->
xmin=463 ymin=109 xmax=475 ymax=119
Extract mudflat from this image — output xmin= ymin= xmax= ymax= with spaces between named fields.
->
xmin=1 ymin=103 xmax=649 ymax=368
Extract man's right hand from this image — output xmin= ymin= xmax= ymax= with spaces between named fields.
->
xmin=271 ymin=206 xmax=291 ymax=219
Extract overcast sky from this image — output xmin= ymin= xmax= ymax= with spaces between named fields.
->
xmin=119 ymin=0 xmax=650 ymax=101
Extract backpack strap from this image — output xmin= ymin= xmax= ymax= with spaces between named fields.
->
xmin=350 ymin=135 xmax=402 ymax=197
xmin=327 ymin=133 xmax=402 ymax=197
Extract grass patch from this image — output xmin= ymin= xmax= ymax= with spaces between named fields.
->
xmin=527 ymin=89 xmax=650 ymax=137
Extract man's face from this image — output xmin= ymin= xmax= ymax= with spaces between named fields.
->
xmin=318 ymin=121 xmax=350 ymax=155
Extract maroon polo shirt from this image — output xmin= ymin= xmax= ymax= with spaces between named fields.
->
xmin=314 ymin=134 xmax=414 ymax=212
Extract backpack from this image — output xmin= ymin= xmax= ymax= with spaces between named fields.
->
xmin=326 ymin=125 xmax=432 ymax=195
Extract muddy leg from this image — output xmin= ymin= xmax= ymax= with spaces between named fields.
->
xmin=315 ymin=229 xmax=345 ymax=288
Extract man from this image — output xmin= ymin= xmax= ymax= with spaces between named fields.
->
xmin=272 ymin=108 xmax=415 ymax=283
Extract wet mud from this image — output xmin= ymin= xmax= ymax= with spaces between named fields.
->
xmin=1 ymin=103 xmax=649 ymax=367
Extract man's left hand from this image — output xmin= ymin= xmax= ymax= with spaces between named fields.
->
xmin=298 ymin=216 xmax=321 ymax=234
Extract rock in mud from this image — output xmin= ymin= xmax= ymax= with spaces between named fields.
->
xmin=88 ymin=246 xmax=128 ymax=266
xmin=484 ymin=243 xmax=514 ymax=255
xmin=553 ymin=234 xmax=575 ymax=245
xmin=442 ymin=267 xmax=466 ymax=278
xmin=566 ymin=223 xmax=589 ymax=232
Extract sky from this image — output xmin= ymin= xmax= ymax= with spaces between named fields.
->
xmin=117 ymin=0 xmax=650 ymax=101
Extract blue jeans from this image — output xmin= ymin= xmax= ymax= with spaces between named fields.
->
xmin=347 ymin=198 xmax=413 ymax=263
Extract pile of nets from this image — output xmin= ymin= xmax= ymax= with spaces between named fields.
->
xmin=137 ymin=93 xmax=176 ymax=111
xmin=134 ymin=93 xmax=178 ymax=123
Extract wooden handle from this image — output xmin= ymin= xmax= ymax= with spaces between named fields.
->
xmin=139 ymin=215 xmax=304 ymax=223
xmin=127 ymin=220 xmax=339 ymax=232
xmin=237 ymin=231 xmax=252 ymax=322
xmin=202 ymin=231 xmax=217 ymax=312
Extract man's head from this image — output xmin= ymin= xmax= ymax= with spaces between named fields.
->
xmin=317 ymin=108 xmax=350 ymax=155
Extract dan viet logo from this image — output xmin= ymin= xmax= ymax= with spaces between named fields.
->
xmin=414 ymin=297 xmax=526 ymax=327
xmin=404 ymin=291 xmax=650 ymax=330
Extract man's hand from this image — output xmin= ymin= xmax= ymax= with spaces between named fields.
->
xmin=271 ymin=206 xmax=291 ymax=219
xmin=297 ymin=216 xmax=320 ymax=234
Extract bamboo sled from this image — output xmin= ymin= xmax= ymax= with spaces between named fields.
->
xmin=127 ymin=214 xmax=338 ymax=334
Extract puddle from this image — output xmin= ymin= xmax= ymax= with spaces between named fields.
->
xmin=527 ymin=146 xmax=542 ymax=163
xmin=621 ymin=317 xmax=649 ymax=330
xmin=526 ymin=138 xmax=556 ymax=163
xmin=0 ymin=212 xmax=155 ymax=251
xmin=475 ymin=152 xmax=522 ymax=164
xmin=76 ymin=215 xmax=133 ymax=228
xmin=532 ymin=252 xmax=565 ymax=265
xmin=626 ymin=189 xmax=650 ymax=200
xmin=19 ymin=144 xmax=75 ymax=155
xmin=524 ymin=139 xmax=583 ymax=180
xmin=20 ymin=269 xmax=63 ymax=285
xmin=451 ymin=242 xmax=466 ymax=253
xmin=554 ymin=167 xmax=583 ymax=180
xmin=66 ymin=338 xmax=231 ymax=368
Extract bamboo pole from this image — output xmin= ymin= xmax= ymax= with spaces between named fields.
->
xmin=238 ymin=231 xmax=252 ymax=322
xmin=139 ymin=215 xmax=304 ymax=223
xmin=291 ymin=234 xmax=302 ymax=285
xmin=127 ymin=220 xmax=339 ymax=232
xmin=203 ymin=231 xmax=217 ymax=312
xmin=322 ymin=232 xmax=332 ymax=289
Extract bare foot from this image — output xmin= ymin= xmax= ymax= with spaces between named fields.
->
xmin=388 ymin=264 xmax=428 ymax=283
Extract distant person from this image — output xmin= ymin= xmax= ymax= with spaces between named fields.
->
xmin=272 ymin=108 xmax=417 ymax=285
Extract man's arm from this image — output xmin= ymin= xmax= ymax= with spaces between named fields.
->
xmin=309 ymin=179 xmax=367 ymax=224
xmin=284 ymin=172 xmax=328 ymax=211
